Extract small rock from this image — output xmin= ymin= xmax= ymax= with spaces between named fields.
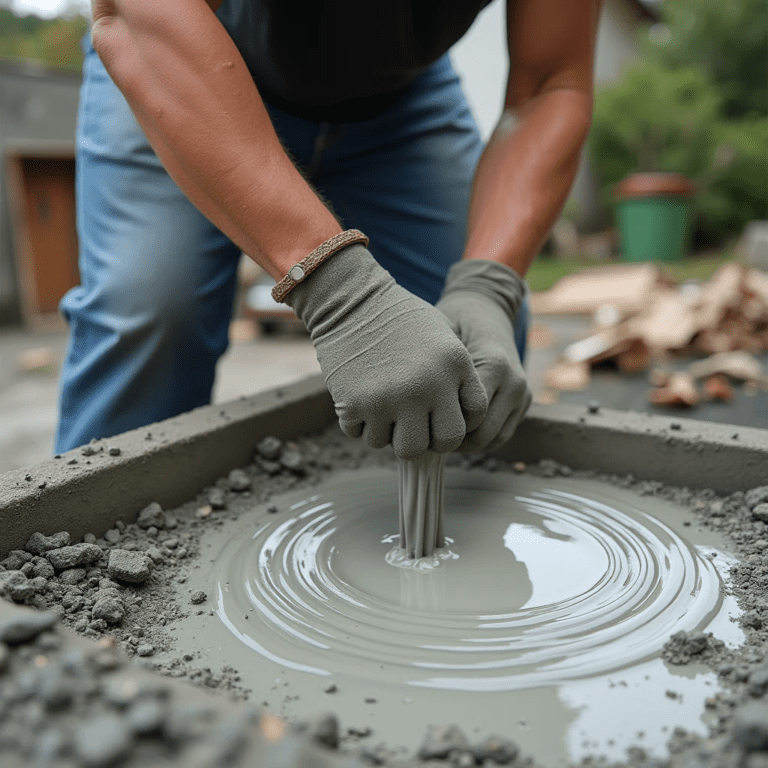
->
xmin=26 ymin=531 xmax=71 ymax=555
xmin=306 ymin=713 xmax=339 ymax=749
xmin=473 ymin=736 xmax=518 ymax=765
xmin=513 ymin=462 xmax=526 ymax=473
xmin=136 ymin=643 xmax=154 ymax=657
xmin=90 ymin=647 xmax=122 ymax=672
xmin=587 ymin=401 xmax=600 ymax=414
xmin=280 ymin=449 xmax=306 ymax=475
xmin=0 ymin=609 xmax=58 ymax=644
xmin=746 ymin=487 xmax=768 ymax=511
xmin=418 ymin=724 xmax=469 ymax=760
xmin=104 ymin=529 xmax=121 ymax=545
xmin=59 ymin=568 xmax=86 ymax=585
xmin=228 ymin=468 xmax=251 ymax=492
xmin=196 ymin=505 xmax=213 ymax=518
xmin=145 ymin=547 xmax=163 ymax=564
xmin=108 ymin=446 xmax=121 ymax=456
xmin=32 ymin=560 xmax=55 ymax=579
xmin=45 ymin=543 xmax=102 ymax=570
xmin=0 ymin=570 xmax=35 ymax=601
xmin=748 ymin=665 xmax=768 ymax=697
xmin=127 ymin=700 xmax=166 ymax=735
xmin=752 ymin=504 xmax=768 ymax=523
xmin=37 ymin=664 xmax=73 ymax=710
xmin=92 ymin=597 xmax=125 ymax=625
xmin=196 ymin=718 xmax=249 ymax=764
xmin=74 ymin=714 xmax=134 ymax=768
xmin=29 ymin=576 xmax=49 ymax=593
xmin=36 ymin=632 xmax=62 ymax=652
xmin=82 ymin=533 xmax=97 ymax=544
xmin=267 ymin=504 xmax=279 ymax=514
xmin=1 ymin=550 xmax=33 ymax=570
xmin=730 ymin=703 xmax=768 ymax=752
xmin=347 ymin=726 xmax=372 ymax=738
xmin=208 ymin=489 xmax=226 ymax=509
xmin=743 ymin=610 xmax=764 ymax=629
xmin=162 ymin=538 xmax=178 ymax=549
xmin=0 ymin=642 xmax=9 ymax=672
xmin=164 ymin=515 xmax=178 ymax=530
xmin=324 ymin=684 xmax=337 ymax=694
xmin=31 ymin=727 xmax=69 ymax=763
xmin=136 ymin=502 xmax=165 ymax=530
xmin=108 ymin=550 xmax=152 ymax=584
xmin=256 ymin=436 xmax=283 ymax=461
xmin=190 ymin=590 xmax=207 ymax=605
xmin=257 ymin=458 xmax=283 ymax=476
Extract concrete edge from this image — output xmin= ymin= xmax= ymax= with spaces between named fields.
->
xmin=502 ymin=403 xmax=768 ymax=495
xmin=0 ymin=374 xmax=336 ymax=554
xmin=1 ymin=374 xmax=766 ymax=557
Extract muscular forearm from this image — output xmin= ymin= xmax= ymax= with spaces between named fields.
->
xmin=91 ymin=0 xmax=341 ymax=279
xmin=463 ymin=87 xmax=592 ymax=277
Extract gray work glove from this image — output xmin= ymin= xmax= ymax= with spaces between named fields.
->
xmin=436 ymin=259 xmax=532 ymax=452
xmin=284 ymin=244 xmax=488 ymax=460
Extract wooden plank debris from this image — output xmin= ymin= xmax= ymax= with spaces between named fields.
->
xmin=536 ymin=261 xmax=768 ymax=407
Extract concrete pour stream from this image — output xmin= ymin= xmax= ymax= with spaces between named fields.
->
xmin=163 ymin=461 xmax=743 ymax=766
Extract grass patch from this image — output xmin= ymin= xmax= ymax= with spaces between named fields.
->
xmin=526 ymin=253 xmax=737 ymax=293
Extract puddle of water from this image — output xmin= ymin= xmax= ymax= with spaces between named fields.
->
xmin=167 ymin=469 xmax=742 ymax=766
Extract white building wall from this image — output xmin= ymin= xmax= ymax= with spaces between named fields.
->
xmin=450 ymin=0 xmax=651 ymax=231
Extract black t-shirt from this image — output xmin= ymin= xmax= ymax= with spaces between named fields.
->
xmin=216 ymin=0 xmax=493 ymax=121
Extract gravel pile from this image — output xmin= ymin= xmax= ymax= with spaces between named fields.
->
xmin=1 ymin=430 xmax=768 ymax=767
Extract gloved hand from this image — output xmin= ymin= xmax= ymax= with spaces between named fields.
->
xmin=284 ymin=244 xmax=488 ymax=460
xmin=436 ymin=259 xmax=532 ymax=452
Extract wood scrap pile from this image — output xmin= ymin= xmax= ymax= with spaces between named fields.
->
xmin=534 ymin=262 xmax=768 ymax=408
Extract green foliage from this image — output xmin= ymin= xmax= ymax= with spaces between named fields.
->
xmin=590 ymin=62 xmax=720 ymax=179
xmin=589 ymin=0 xmax=768 ymax=247
xmin=657 ymin=0 xmax=768 ymax=119
xmin=0 ymin=7 xmax=87 ymax=73
xmin=700 ymin=117 xmax=768 ymax=242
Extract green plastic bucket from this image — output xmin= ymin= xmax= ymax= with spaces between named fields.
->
xmin=614 ymin=174 xmax=695 ymax=262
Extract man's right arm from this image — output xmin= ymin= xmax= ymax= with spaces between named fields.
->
xmin=90 ymin=0 xmax=342 ymax=279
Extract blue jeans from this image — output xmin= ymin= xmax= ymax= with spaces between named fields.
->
xmin=56 ymin=38 xmax=528 ymax=452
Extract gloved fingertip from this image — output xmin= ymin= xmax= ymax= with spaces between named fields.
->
xmin=339 ymin=419 xmax=364 ymax=439
xmin=459 ymin=383 xmax=488 ymax=434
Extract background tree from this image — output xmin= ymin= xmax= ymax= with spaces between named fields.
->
xmin=589 ymin=0 xmax=768 ymax=247
xmin=0 ymin=1 xmax=88 ymax=73
xmin=657 ymin=0 xmax=767 ymax=119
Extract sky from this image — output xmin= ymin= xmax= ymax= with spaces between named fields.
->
xmin=6 ymin=0 xmax=89 ymax=18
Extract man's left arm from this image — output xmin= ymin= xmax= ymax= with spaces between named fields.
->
xmin=437 ymin=0 xmax=602 ymax=451
xmin=464 ymin=0 xmax=602 ymax=273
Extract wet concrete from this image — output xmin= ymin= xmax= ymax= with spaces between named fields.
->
xmin=168 ymin=464 xmax=741 ymax=765
xmin=390 ymin=452 xmax=448 ymax=566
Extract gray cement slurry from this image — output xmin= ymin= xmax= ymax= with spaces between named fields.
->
xmin=165 ymin=468 xmax=742 ymax=766
xmin=387 ymin=453 xmax=452 ymax=569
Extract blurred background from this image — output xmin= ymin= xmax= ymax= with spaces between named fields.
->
xmin=0 ymin=0 xmax=765 ymax=472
